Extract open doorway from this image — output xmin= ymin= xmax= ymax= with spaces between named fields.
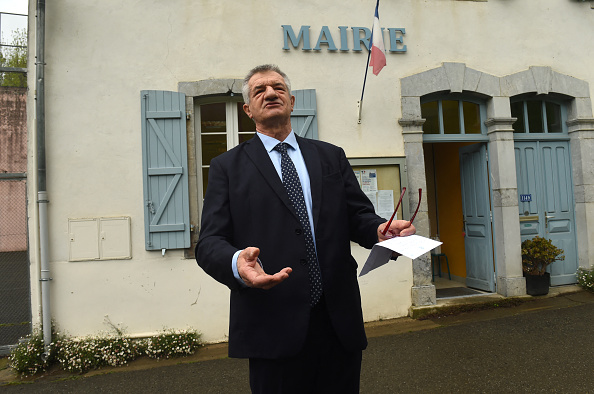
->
xmin=424 ymin=142 xmax=495 ymax=298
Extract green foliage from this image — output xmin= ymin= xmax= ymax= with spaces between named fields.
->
xmin=142 ymin=329 xmax=202 ymax=360
xmin=1 ymin=28 xmax=28 ymax=87
xmin=521 ymin=236 xmax=564 ymax=276
xmin=53 ymin=337 xmax=102 ymax=373
xmin=576 ymin=267 xmax=594 ymax=292
xmin=8 ymin=328 xmax=201 ymax=376
xmin=7 ymin=329 xmax=52 ymax=376
xmin=53 ymin=335 xmax=139 ymax=373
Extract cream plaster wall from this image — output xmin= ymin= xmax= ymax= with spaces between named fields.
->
xmin=27 ymin=0 xmax=594 ymax=341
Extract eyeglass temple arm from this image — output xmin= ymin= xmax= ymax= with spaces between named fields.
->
xmin=408 ymin=188 xmax=422 ymax=225
xmin=380 ymin=187 xmax=406 ymax=236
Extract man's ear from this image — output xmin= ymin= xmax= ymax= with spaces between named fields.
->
xmin=290 ymin=95 xmax=295 ymax=112
xmin=243 ymin=103 xmax=252 ymax=119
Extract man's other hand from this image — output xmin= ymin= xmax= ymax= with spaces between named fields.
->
xmin=237 ymin=247 xmax=292 ymax=290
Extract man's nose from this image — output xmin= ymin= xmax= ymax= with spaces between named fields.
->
xmin=264 ymin=86 xmax=278 ymax=99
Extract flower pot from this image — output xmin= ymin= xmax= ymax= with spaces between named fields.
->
xmin=524 ymin=272 xmax=550 ymax=296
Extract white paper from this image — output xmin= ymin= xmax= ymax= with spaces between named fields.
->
xmin=359 ymin=235 xmax=443 ymax=276
xmin=365 ymin=191 xmax=378 ymax=212
xmin=376 ymin=189 xmax=394 ymax=221
xmin=360 ymin=169 xmax=378 ymax=193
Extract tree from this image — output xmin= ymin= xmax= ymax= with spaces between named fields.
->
xmin=1 ymin=28 xmax=28 ymax=88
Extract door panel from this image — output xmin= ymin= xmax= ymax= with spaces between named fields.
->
xmin=459 ymin=144 xmax=495 ymax=292
xmin=539 ymin=142 xmax=577 ymax=284
xmin=515 ymin=141 xmax=577 ymax=285
xmin=548 ymin=219 xmax=570 ymax=233
xmin=466 ymin=224 xmax=486 ymax=237
xmin=519 ymin=217 xmax=539 ymax=236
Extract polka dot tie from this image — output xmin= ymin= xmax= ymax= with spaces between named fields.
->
xmin=274 ymin=142 xmax=323 ymax=307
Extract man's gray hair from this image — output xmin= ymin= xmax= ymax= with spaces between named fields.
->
xmin=242 ymin=64 xmax=292 ymax=105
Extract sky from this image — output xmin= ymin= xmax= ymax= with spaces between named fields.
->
xmin=0 ymin=0 xmax=28 ymax=45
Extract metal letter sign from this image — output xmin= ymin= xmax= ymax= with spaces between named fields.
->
xmin=282 ymin=25 xmax=406 ymax=52
xmin=520 ymin=194 xmax=532 ymax=202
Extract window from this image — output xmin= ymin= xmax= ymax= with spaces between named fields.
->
xmin=196 ymin=99 xmax=256 ymax=198
xmin=421 ymin=96 xmax=485 ymax=136
xmin=148 ymin=84 xmax=318 ymax=251
xmin=511 ymin=98 xmax=565 ymax=134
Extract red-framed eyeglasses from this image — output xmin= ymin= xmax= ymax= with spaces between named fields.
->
xmin=381 ymin=188 xmax=422 ymax=236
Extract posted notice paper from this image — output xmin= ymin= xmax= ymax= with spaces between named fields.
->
xmin=359 ymin=235 xmax=443 ymax=276
xmin=376 ymin=189 xmax=395 ymax=221
xmin=360 ymin=169 xmax=378 ymax=193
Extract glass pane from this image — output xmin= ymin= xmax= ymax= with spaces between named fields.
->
xmin=511 ymin=101 xmax=525 ymax=133
xmin=200 ymin=103 xmax=226 ymax=133
xmin=546 ymin=102 xmax=562 ymax=133
xmin=201 ymin=134 xmax=227 ymax=165
xmin=237 ymin=102 xmax=256 ymax=132
xmin=0 ymin=17 xmax=27 ymax=88
xmin=442 ymin=100 xmax=460 ymax=134
xmin=526 ymin=101 xmax=543 ymax=133
xmin=462 ymin=101 xmax=481 ymax=134
xmin=239 ymin=132 xmax=255 ymax=144
xmin=421 ymin=101 xmax=439 ymax=134
xmin=202 ymin=168 xmax=209 ymax=198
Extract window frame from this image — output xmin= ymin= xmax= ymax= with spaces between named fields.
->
xmin=194 ymin=96 xmax=254 ymax=209
xmin=420 ymin=93 xmax=489 ymax=142
xmin=181 ymin=81 xmax=317 ymax=256
xmin=510 ymin=95 xmax=569 ymax=141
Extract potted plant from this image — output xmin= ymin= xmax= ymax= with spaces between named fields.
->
xmin=521 ymin=236 xmax=564 ymax=296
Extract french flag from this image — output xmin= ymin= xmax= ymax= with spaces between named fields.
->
xmin=368 ymin=0 xmax=386 ymax=76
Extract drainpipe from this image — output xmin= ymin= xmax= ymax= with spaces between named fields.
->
xmin=35 ymin=0 xmax=51 ymax=357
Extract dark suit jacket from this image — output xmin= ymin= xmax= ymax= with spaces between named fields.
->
xmin=196 ymin=134 xmax=384 ymax=359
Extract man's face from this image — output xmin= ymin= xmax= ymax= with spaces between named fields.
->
xmin=243 ymin=71 xmax=295 ymax=126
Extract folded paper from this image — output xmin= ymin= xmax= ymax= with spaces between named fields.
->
xmin=359 ymin=235 xmax=443 ymax=276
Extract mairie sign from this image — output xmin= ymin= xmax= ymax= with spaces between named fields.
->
xmin=282 ymin=25 xmax=406 ymax=52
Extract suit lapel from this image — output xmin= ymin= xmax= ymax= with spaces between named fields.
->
xmin=244 ymin=135 xmax=299 ymax=220
xmin=297 ymin=136 xmax=322 ymax=230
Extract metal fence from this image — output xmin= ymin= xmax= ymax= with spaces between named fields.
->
xmin=0 ymin=83 xmax=30 ymax=354
xmin=0 ymin=178 xmax=30 ymax=355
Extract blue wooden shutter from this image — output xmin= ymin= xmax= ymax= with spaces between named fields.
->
xmin=291 ymin=89 xmax=318 ymax=139
xmin=140 ymin=90 xmax=190 ymax=250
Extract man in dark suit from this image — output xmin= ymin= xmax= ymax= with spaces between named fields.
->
xmin=196 ymin=64 xmax=415 ymax=393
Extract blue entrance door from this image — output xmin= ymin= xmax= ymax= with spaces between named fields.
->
xmin=514 ymin=141 xmax=578 ymax=285
xmin=459 ymin=143 xmax=495 ymax=292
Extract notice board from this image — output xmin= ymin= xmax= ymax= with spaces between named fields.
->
xmin=348 ymin=157 xmax=409 ymax=221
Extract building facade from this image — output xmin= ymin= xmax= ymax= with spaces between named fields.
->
xmin=25 ymin=0 xmax=594 ymax=344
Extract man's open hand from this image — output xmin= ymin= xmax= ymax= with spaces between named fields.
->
xmin=237 ymin=247 xmax=292 ymax=290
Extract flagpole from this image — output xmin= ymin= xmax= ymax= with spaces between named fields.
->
xmin=358 ymin=0 xmax=380 ymax=124
xmin=358 ymin=47 xmax=372 ymax=124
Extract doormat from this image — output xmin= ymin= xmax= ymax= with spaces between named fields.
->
xmin=436 ymin=287 xmax=485 ymax=299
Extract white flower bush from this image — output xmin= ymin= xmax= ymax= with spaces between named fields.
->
xmin=100 ymin=337 xmax=138 ymax=367
xmin=143 ymin=329 xmax=202 ymax=360
xmin=53 ymin=335 xmax=139 ymax=373
xmin=8 ymin=328 xmax=201 ymax=376
xmin=576 ymin=267 xmax=594 ymax=292
xmin=7 ymin=331 xmax=48 ymax=376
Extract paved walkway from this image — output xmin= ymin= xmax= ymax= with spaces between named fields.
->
xmin=1 ymin=288 xmax=593 ymax=393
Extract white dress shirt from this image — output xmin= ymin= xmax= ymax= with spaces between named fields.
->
xmin=232 ymin=131 xmax=316 ymax=284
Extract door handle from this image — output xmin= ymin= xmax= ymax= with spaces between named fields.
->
xmin=545 ymin=212 xmax=554 ymax=227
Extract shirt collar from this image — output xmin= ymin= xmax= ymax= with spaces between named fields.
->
xmin=257 ymin=130 xmax=298 ymax=153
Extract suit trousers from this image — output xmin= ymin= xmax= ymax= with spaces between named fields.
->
xmin=248 ymin=295 xmax=363 ymax=394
